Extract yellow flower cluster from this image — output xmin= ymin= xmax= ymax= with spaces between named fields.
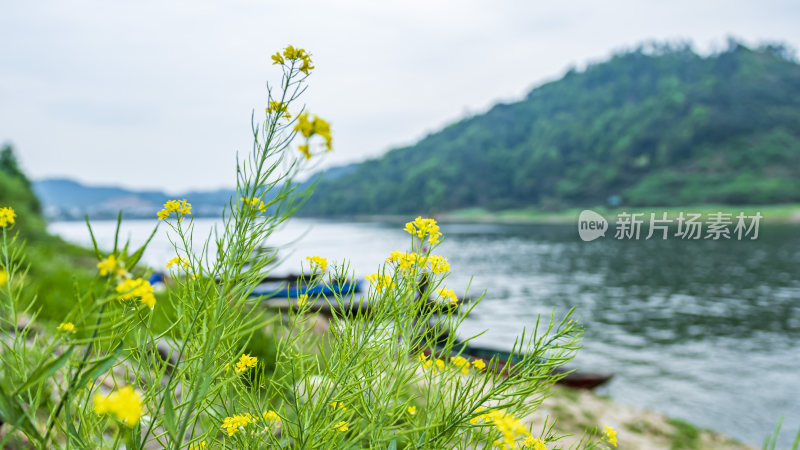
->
xmin=427 ymin=255 xmax=450 ymax=273
xmin=306 ymin=255 xmax=328 ymax=271
xmin=294 ymin=112 xmax=332 ymax=158
xmin=157 ymin=199 xmax=192 ymax=220
xmin=57 ymin=322 xmax=76 ymax=333
xmin=188 ymin=441 xmax=207 ymax=450
xmin=93 ymin=385 xmax=143 ymax=427
xmin=387 ymin=251 xmax=420 ymax=274
xmin=366 ymin=273 xmax=395 ymax=292
xmin=418 ymin=353 xmax=445 ymax=372
xmin=241 ymin=196 xmax=267 ymax=213
xmin=522 ymin=436 xmax=547 ymax=450
xmin=407 ymin=406 xmax=417 ymax=415
xmin=329 ymin=401 xmax=346 ymax=411
xmin=604 ymin=425 xmax=618 ymax=447
xmin=0 ymin=206 xmax=16 ymax=227
xmin=116 ymin=278 xmax=156 ymax=309
xmin=271 ymin=45 xmax=314 ymax=75
xmin=265 ymin=100 xmax=291 ymax=120
xmin=96 ymin=254 xmax=127 ymax=277
xmin=263 ymin=410 xmax=281 ymax=422
xmin=0 ymin=269 xmax=7 ymax=286
xmin=221 ymin=413 xmax=255 ymax=436
xmin=404 ymin=217 xmax=441 ymax=244
xmin=470 ymin=408 xmax=532 ymax=449
xmin=234 ymin=353 xmax=257 ymax=373
xmin=165 ymin=256 xmax=190 ymax=270
xmin=334 ymin=421 xmax=349 ymax=432
xmin=437 ymin=287 xmax=458 ymax=305
xmin=297 ymin=294 xmax=309 ymax=307
xmin=419 ymin=353 xmax=484 ymax=374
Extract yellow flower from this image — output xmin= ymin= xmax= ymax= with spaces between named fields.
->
xmin=57 ymin=322 xmax=76 ymax=333
xmin=334 ymin=421 xmax=349 ymax=432
xmin=437 ymin=287 xmax=458 ymax=305
xmin=0 ymin=206 xmax=16 ymax=227
xmin=157 ymin=199 xmax=192 ymax=220
xmin=297 ymin=294 xmax=309 ymax=307
xmin=265 ymin=101 xmax=291 ymax=119
xmin=188 ymin=441 xmax=207 ymax=450
xmin=407 ymin=406 xmax=417 ymax=415
xmin=221 ymin=413 xmax=255 ymax=436
xmin=241 ymin=197 xmax=267 ymax=213
xmin=97 ymin=254 xmax=119 ymax=277
xmin=0 ymin=269 xmax=7 ymax=286
xmin=604 ymin=425 xmax=617 ymax=447
xmin=522 ymin=437 xmax=547 ymax=450
xmin=116 ymin=278 xmax=156 ymax=309
xmin=450 ymin=356 xmax=470 ymax=375
xmin=427 ymin=255 xmax=450 ymax=274
xmin=305 ymin=255 xmax=327 ymax=271
xmin=263 ymin=410 xmax=281 ymax=422
xmin=271 ymin=52 xmax=285 ymax=65
xmin=329 ymin=401 xmax=346 ymax=411
xmin=387 ymin=251 xmax=419 ymax=274
xmin=365 ymin=273 xmax=395 ymax=293
xmin=469 ymin=406 xmax=488 ymax=424
xmin=295 ymin=113 xmax=314 ymax=138
xmin=403 ymin=216 xmax=441 ymax=244
xmin=234 ymin=353 xmax=257 ymax=373
xmin=281 ymin=45 xmax=314 ymax=74
xmin=92 ymin=385 xmax=143 ymax=427
xmin=472 ymin=359 xmax=486 ymax=371
xmin=165 ymin=256 xmax=190 ymax=269
xmin=297 ymin=144 xmax=311 ymax=159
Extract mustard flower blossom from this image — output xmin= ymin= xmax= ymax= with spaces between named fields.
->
xmin=366 ymin=273 xmax=395 ymax=292
xmin=0 ymin=206 xmax=16 ymax=227
xmin=450 ymin=356 xmax=470 ymax=375
xmin=427 ymin=255 xmax=450 ymax=274
xmin=165 ymin=256 xmax=190 ymax=269
xmin=473 ymin=409 xmax=531 ymax=449
xmin=234 ymin=353 xmax=257 ymax=373
xmin=329 ymin=401 xmax=346 ymax=411
xmin=334 ymin=421 xmax=349 ymax=432
xmin=437 ymin=287 xmax=458 ymax=305
xmin=57 ymin=322 xmax=76 ymax=333
xmin=297 ymin=294 xmax=309 ymax=307
xmin=157 ymin=199 xmax=192 ymax=220
xmin=604 ymin=425 xmax=618 ymax=447
xmin=188 ymin=441 xmax=207 ymax=450
xmin=0 ymin=269 xmax=7 ymax=286
xmin=306 ymin=255 xmax=327 ymax=271
xmin=270 ymin=52 xmax=284 ymax=65
xmin=294 ymin=112 xmax=333 ymax=158
xmin=221 ymin=413 xmax=255 ymax=436
xmin=387 ymin=251 xmax=419 ymax=274
xmin=116 ymin=278 xmax=156 ymax=309
xmin=472 ymin=359 xmax=486 ymax=371
xmin=97 ymin=254 xmax=124 ymax=277
xmin=407 ymin=406 xmax=417 ymax=415
xmin=404 ymin=216 xmax=441 ymax=244
xmin=522 ymin=437 xmax=547 ymax=450
xmin=241 ymin=196 xmax=267 ymax=213
xmin=93 ymin=385 xmax=143 ymax=427
xmin=263 ymin=410 xmax=281 ymax=422
xmin=265 ymin=100 xmax=291 ymax=120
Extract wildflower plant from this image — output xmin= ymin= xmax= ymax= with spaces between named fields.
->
xmin=0 ymin=46 xmax=609 ymax=449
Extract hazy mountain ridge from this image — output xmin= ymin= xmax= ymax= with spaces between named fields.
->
xmin=298 ymin=41 xmax=800 ymax=216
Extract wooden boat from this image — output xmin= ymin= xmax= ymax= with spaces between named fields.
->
xmin=420 ymin=344 xmax=613 ymax=390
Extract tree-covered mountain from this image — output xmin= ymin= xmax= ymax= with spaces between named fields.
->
xmin=301 ymin=41 xmax=800 ymax=216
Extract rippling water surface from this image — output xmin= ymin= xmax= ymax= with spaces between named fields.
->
xmin=50 ymin=218 xmax=800 ymax=445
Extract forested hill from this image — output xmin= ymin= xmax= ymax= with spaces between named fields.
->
xmin=301 ymin=42 xmax=800 ymax=216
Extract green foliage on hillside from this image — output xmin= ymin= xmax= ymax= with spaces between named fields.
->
xmin=1 ymin=143 xmax=97 ymax=320
xmin=302 ymin=41 xmax=800 ymax=215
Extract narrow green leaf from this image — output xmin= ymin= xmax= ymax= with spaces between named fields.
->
xmin=14 ymin=347 xmax=75 ymax=395
xmin=388 ymin=439 xmax=397 ymax=450
xmin=84 ymin=216 xmax=102 ymax=260
xmin=163 ymin=390 xmax=178 ymax=438
xmin=127 ymin=225 xmax=159 ymax=269
xmin=67 ymin=421 xmax=87 ymax=448
xmin=113 ymin=211 xmax=123 ymax=254
xmin=75 ymin=342 xmax=123 ymax=388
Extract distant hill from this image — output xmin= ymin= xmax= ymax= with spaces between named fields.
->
xmin=33 ymin=178 xmax=237 ymax=220
xmin=299 ymin=41 xmax=800 ymax=216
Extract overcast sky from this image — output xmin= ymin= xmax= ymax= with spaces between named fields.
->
xmin=2 ymin=1 xmax=799 ymax=193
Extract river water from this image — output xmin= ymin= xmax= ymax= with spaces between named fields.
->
xmin=49 ymin=217 xmax=800 ymax=445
